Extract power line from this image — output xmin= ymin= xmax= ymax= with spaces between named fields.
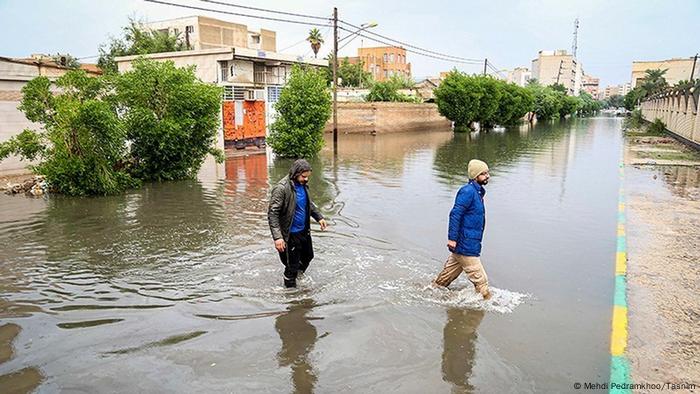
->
xmin=279 ymin=21 xmax=333 ymax=53
xmin=340 ymin=27 xmax=482 ymax=65
xmin=339 ymin=19 xmax=483 ymax=63
xmin=198 ymin=0 xmax=330 ymax=21
xmin=143 ymin=0 xmax=330 ymax=27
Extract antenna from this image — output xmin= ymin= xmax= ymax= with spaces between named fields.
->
xmin=571 ymin=18 xmax=579 ymax=58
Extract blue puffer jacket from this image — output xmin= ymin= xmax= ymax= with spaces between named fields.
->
xmin=448 ymin=180 xmax=486 ymax=256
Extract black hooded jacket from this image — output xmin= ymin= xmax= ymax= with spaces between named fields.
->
xmin=268 ymin=160 xmax=324 ymax=242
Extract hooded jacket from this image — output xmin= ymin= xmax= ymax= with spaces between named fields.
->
xmin=268 ymin=160 xmax=324 ymax=242
xmin=448 ymin=180 xmax=486 ymax=257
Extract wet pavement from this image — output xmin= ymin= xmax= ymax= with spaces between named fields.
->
xmin=1 ymin=117 xmax=625 ymax=393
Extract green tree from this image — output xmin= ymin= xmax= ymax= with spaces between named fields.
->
xmin=267 ymin=65 xmax=332 ymax=158
xmin=624 ymin=87 xmax=646 ymax=110
xmin=98 ymin=18 xmax=187 ymax=73
xmin=605 ymin=94 xmax=624 ymax=108
xmin=337 ymin=57 xmax=373 ymax=87
xmin=525 ymin=82 xmax=563 ymax=120
xmin=52 ymin=53 xmax=81 ymax=69
xmin=550 ymin=83 xmax=568 ymax=94
xmin=640 ymin=68 xmax=668 ymax=96
xmin=115 ymin=58 xmax=223 ymax=181
xmin=494 ymin=82 xmax=534 ymax=125
xmin=577 ymin=91 xmax=601 ymax=115
xmin=366 ymin=76 xmax=417 ymax=102
xmin=559 ymin=95 xmax=582 ymax=117
xmin=307 ymin=28 xmax=324 ymax=59
xmin=1 ymin=71 xmax=136 ymax=195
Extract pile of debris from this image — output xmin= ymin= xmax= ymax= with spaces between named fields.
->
xmin=4 ymin=175 xmax=48 ymax=196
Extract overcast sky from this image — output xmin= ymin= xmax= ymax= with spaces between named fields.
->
xmin=1 ymin=0 xmax=698 ymax=87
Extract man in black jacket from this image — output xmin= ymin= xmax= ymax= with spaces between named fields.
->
xmin=268 ymin=159 xmax=327 ymax=288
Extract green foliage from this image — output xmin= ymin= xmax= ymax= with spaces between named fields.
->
xmin=526 ymin=82 xmax=563 ymax=120
xmin=10 ymin=72 xmax=136 ymax=195
xmin=435 ymin=71 xmax=534 ymax=129
xmin=577 ymin=91 xmax=601 ymax=116
xmin=559 ymin=95 xmax=582 ymax=117
xmin=623 ymin=109 xmax=644 ymax=130
xmin=2 ymin=59 xmax=222 ymax=195
xmin=338 ymin=57 xmax=373 ymax=87
xmin=640 ymin=68 xmax=668 ymax=96
xmin=98 ymin=18 xmax=187 ymax=73
xmin=307 ymin=28 xmax=324 ymax=58
xmin=550 ymin=83 xmax=568 ymax=94
xmin=649 ymin=118 xmax=666 ymax=134
xmin=366 ymin=76 xmax=417 ymax=102
xmin=52 ymin=53 xmax=81 ymax=69
xmin=624 ymin=87 xmax=645 ymax=110
xmin=604 ymin=94 xmax=625 ymax=109
xmin=115 ymin=58 xmax=223 ymax=181
xmin=267 ymin=65 xmax=332 ymax=158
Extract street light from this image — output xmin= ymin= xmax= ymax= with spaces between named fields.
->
xmin=332 ymin=7 xmax=378 ymax=154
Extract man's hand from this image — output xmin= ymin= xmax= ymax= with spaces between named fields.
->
xmin=447 ymin=240 xmax=456 ymax=252
xmin=318 ymin=219 xmax=328 ymax=231
xmin=275 ymin=239 xmax=286 ymax=252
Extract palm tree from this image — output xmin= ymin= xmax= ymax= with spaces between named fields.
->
xmin=641 ymin=68 xmax=668 ymax=96
xmin=307 ymin=28 xmax=324 ymax=58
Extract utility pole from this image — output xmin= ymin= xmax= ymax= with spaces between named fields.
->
xmin=483 ymin=58 xmax=488 ymax=75
xmin=332 ymin=7 xmax=339 ymax=155
xmin=690 ymin=53 xmax=698 ymax=81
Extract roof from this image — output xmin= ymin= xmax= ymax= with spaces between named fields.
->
xmin=115 ymin=47 xmax=328 ymax=67
xmin=0 ymin=56 xmax=102 ymax=74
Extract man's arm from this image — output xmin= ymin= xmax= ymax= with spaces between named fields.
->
xmin=309 ymin=200 xmax=327 ymax=231
xmin=447 ymin=187 xmax=473 ymax=242
xmin=268 ymin=185 xmax=285 ymax=241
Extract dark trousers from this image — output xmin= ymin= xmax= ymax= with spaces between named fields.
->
xmin=278 ymin=231 xmax=314 ymax=285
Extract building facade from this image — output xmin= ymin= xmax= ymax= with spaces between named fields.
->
xmin=631 ymin=57 xmax=696 ymax=88
xmin=145 ymin=16 xmax=276 ymax=52
xmin=601 ymin=83 xmax=632 ymax=99
xmin=531 ymin=50 xmax=583 ymax=95
xmin=116 ymin=46 xmax=325 ymax=149
xmin=507 ymin=67 xmax=532 ymax=87
xmin=347 ymin=46 xmax=411 ymax=82
xmin=581 ymin=74 xmax=600 ymax=97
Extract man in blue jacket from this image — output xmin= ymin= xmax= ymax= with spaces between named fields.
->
xmin=434 ymin=159 xmax=491 ymax=300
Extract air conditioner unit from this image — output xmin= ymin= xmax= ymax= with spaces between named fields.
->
xmin=254 ymin=89 xmax=265 ymax=101
xmin=245 ymin=90 xmax=255 ymax=100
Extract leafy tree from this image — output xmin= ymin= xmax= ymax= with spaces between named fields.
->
xmin=640 ymin=68 xmax=668 ymax=96
xmin=307 ymin=28 xmax=324 ymax=59
xmin=525 ymin=82 xmax=563 ymax=120
xmin=267 ymin=65 xmax=331 ymax=158
xmin=550 ymin=83 xmax=568 ymax=94
xmin=623 ymin=87 xmax=646 ymax=111
xmin=605 ymin=94 xmax=624 ymax=108
xmin=577 ymin=91 xmax=601 ymax=115
xmin=98 ymin=18 xmax=187 ymax=73
xmin=494 ymin=82 xmax=534 ymax=125
xmin=366 ymin=76 xmax=416 ymax=102
xmin=1 ymin=71 xmax=136 ymax=195
xmin=52 ymin=53 xmax=81 ymax=69
xmin=115 ymin=58 xmax=223 ymax=181
xmin=337 ymin=57 xmax=373 ymax=87
xmin=559 ymin=95 xmax=582 ymax=117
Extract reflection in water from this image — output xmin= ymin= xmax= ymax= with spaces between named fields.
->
xmin=658 ymin=165 xmax=700 ymax=199
xmin=0 ymin=323 xmax=43 ymax=393
xmin=275 ymin=299 xmax=319 ymax=394
xmin=442 ymin=308 xmax=485 ymax=393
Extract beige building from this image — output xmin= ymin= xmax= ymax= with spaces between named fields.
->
xmin=507 ymin=67 xmax=532 ymax=87
xmin=145 ymin=16 xmax=276 ymax=52
xmin=601 ymin=83 xmax=631 ymax=99
xmin=0 ymin=56 xmax=101 ymax=175
xmin=531 ymin=50 xmax=582 ymax=95
xmin=347 ymin=46 xmax=411 ymax=82
xmin=631 ymin=57 xmax=695 ymax=88
xmin=581 ymin=74 xmax=599 ymax=97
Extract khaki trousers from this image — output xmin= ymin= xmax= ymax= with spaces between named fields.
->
xmin=434 ymin=253 xmax=490 ymax=297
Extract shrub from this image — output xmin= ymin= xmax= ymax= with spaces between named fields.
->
xmin=649 ymin=118 xmax=666 ymax=134
xmin=366 ymin=77 xmax=416 ymax=102
xmin=267 ymin=65 xmax=332 ymax=158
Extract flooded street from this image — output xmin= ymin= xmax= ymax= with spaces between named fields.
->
xmin=1 ymin=117 xmax=624 ymax=393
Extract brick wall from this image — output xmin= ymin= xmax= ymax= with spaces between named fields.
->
xmin=324 ymin=102 xmax=451 ymax=134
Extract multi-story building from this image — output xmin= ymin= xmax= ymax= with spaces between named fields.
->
xmin=507 ymin=67 xmax=532 ymax=87
xmin=116 ymin=46 xmax=325 ymax=149
xmin=601 ymin=83 xmax=632 ymax=99
xmin=145 ymin=16 xmax=276 ymax=52
xmin=630 ymin=57 xmax=696 ymax=87
xmin=581 ymin=74 xmax=600 ymax=97
xmin=347 ymin=46 xmax=411 ymax=82
xmin=531 ymin=50 xmax=583 ymax=95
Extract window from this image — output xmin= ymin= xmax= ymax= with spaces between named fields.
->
xmin=220 ymin=62 xmax=228 ymax=82
xmin=384 ymin=70 xmax=389 ymax=79
xmin=383 ymin=53 xmax=388 ymax=63
xmin=251 ymin=35 xmax=260 ymax=44
xmin=267 ymin=86 xmax=282 ymax=103
xmin=223 ymin=85 xmax=234 ymax=100
xmin=185 ymin=25 xmax=194 ymax=33
xmin=229 ymin=64 xmax=236 ymax=78
xmin=389 ymin=53 xmax=395 ymax=63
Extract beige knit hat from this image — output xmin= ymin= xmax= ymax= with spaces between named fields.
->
xmin=468 ymin=159 xmax=489 ymax=179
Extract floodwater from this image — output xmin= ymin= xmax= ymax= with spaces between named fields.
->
xmin=0 ymin=117 xmax=624 ymax=393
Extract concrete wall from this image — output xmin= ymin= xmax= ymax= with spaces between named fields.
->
xmin=640 ymin=88 xmax=700 ymax=146
xmin=324 ymin=102 xmax=451 ymax=134
xmin=631 ymin=58 xmax=695 ymax=88
xmin=0 ymin=101 xmax=38 ymax=175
